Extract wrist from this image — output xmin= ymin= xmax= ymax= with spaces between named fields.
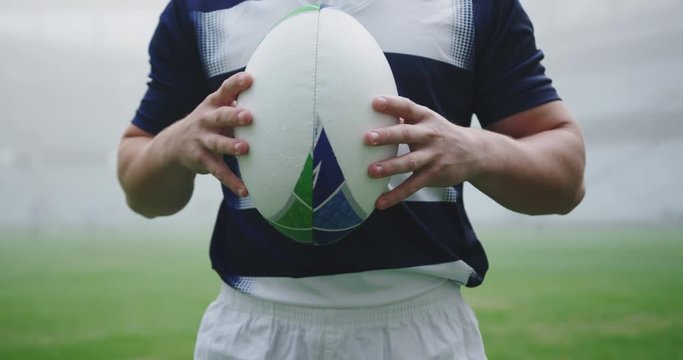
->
xmin=465 ymin=127 xmax=513 ymax=187
xmin=152 ymin=119 xmax=196 ymax=179
xmin=465 ymin=128 xmax=493 ymax=183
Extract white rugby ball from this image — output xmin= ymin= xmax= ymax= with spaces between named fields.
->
xmin=235 ymin=5 xmax=398 ymax=245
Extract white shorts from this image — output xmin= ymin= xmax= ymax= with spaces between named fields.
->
xmin=194 ymin=281 xmax=487 ymax=360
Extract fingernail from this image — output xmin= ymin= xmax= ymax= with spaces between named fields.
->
xmin=376 ymin=198 xmax=387 ymax=209
xmin=234 ymin=142 xmax=242 ymax=155
xmin=237 ymin=110 xmax=248 ymax=125
xmin=237 ymin=73 xmax=246 ymax=85
xmin=375 ymin=97 xmax=388 ymax=109
xmin=373 ymin=164 xmax=384 ymax=177
xmin=369 ymin=131 xmax=380 ymax=145
xmin=237 ymin=187 xmax=247 ymax=197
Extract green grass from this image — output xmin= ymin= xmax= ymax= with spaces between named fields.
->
xmin=0 ymin=228 xmax=218 ymax=359
xmin=0 ymin=226 xmax=681 ymax=359
xmin=466 ymin=227 xmax=683 ymax=359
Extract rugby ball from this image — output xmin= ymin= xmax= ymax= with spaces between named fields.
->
xmin=236 ymin=5 xmax=398 ymax=245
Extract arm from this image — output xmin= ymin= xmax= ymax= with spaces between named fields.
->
xmin=365 ymin=97 xmax=585 ymax=215
xmin=473 ymin=100 xmax=585 ymax=215
xmin=117 ymin=73 xmax=254 ymax=218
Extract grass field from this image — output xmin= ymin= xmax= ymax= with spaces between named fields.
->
xmin=0 ymin=226 xmax=681 ymax=359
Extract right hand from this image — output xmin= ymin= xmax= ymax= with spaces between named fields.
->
xmin=168 ymin=72 xmax=254 ymax=197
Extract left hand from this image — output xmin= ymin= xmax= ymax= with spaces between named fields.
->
xmin=365 ymin=96 xmax=486 ymax=210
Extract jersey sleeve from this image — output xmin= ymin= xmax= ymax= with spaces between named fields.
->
xmin=473 ymin=0 xmax=560 ymax=127
xmin=132 ymin=0 xmax=209 ymax=135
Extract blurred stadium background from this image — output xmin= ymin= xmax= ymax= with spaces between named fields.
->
xmin=1 ymin=0 xmax=681 ymax=358
xmin=1 ymin=0 xmax=682 ymax=230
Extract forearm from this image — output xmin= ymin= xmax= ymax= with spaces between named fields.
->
xmin=117 ymin=123 xmax=196 ymax=218
xmin=470 ymin=122 xmax=586 ymax=215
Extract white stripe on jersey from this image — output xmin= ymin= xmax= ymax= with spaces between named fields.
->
xmin=228 ymin=259 xmax=476 ymax=307
xmin=192 ymin=0 xmax=474 ymax=78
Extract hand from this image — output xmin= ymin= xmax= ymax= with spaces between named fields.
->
xmin=365 ymin=96 xmax=485 ymax=209
xmin=168 ymin=72 xmax=254 ymax=197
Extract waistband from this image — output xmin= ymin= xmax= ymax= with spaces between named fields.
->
xmin=217 ymin=280 xmax=464 ymax=329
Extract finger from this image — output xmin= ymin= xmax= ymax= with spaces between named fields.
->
xmin=201 ymin=106 xmax=252 ymax=129
xmin=365 ymin=123 xmax=434 ymax=146
xmin=208 ymin=72 xmax=253 ymax=106
xmin=368 ymin=149 xmax=430 ymax=178
xmin=203 ymin=155 xmax=248 ymax=197
xmin=201 ymin=133 xmax=249 ymax=156
xmin=375 ymin=172 xmax=430 ymax=210
xmin=373 ymin=96 xmax=428 ymax=124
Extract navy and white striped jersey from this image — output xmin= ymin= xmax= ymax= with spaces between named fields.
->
xmin=133 ymin=0 xmax=559 ymax=306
